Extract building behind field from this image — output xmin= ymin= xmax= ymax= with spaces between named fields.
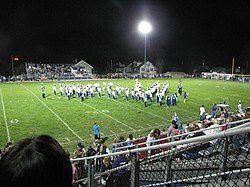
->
xmin=123 ymin=60 xmax=157 ymax=78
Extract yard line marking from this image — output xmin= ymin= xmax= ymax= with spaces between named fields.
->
xmin=66 ymin=138 xmax=70 ymax=142
xmin=110 ymin=130 xmax=115 ymax=134
xmin=121 ymin=129 xmax=126 ymax=132
xmin=101 ymin=132 xmax=105 ymax=136
xmin=76 ymin=99 xmax=135 ymax=130
xmin=20 ymin=84 xmax=83 ymax=141
xmin=61 ymin=123 xmax=167 ymax=145
xmin=138 ymin=126 xmax=144 ymax=129
xmin=147 ymin=124 xmax=151 ymax=127
xmin=106 ymin=98 xmax=168 ymax=122
xmin=0 ymin=88 xmax=11 ymax=142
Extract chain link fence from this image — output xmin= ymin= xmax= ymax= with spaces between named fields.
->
xmin=71 ymin=120 xmax=250 ymax=187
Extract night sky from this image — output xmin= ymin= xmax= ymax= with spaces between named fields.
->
xmin=1 ymin=0 xmax=250 ymax=73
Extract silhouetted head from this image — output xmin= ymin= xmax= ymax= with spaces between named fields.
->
xmin=0 ymin=135 xmax=72 ymax=187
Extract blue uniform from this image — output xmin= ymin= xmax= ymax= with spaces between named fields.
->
xmin=166 ymin=96 xmax=171 ymax=107
xmin=172 ymin=95 xmax=176 ymax=106
xmin=212 ymin=104 xmax=217 ymax=111
xmin=183 ymin=92 xmax=187 ymax=103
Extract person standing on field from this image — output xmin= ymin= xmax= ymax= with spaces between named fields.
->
xmin=59 ymin=84 xmax=63 ymax=96
xmin=166 ymin=95 xmax=171 ymax=107
xmin=42 ymin=86 xmax=46 ymax=98
xmin=200 ymin=104 xmax=206 ymax=122
xmin=183 ymin=92 xmax=187 ymax=103
xmin=53 ymin=83 xmax=56 ymax=95
xmin=93 ymin=123 xmax=100 ymax=145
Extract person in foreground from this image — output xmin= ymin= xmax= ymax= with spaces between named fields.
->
xmin=0 ymin=135 xmax=72 ymax=187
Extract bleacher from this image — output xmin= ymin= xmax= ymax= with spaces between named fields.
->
xmin=71 ymin=118 xmax=250 ymax=187
xmin=25 ymin=63 xmax=94 ymax=81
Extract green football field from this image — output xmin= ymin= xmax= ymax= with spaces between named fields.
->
xmin=0 ymin=79 xmax=249 ymax=153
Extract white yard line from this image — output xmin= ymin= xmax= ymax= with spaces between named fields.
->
xmin=77 ymin=99 xmax=135 ymax=130
xmin=61 ymin=123 xmax=167 ymax=145
xmin=66 ymin=138 xmax=70 ymax=142
xmin=0 ymin=88 xmax=11 ymax=142
xmin=20 ymin=84 xmax=83 ymax=141
xmin=109 ymin=99 xmax=169 ymax=122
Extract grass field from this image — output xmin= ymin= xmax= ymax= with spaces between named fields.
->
xmin=0 ymin=78 xmax=249 ymax=153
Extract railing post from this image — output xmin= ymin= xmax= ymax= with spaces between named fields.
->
xmin=130 ymin=147 xmax=140 ymax=187
xmin=219 ymin=137 xmax=229 ymax=182
xmin=88 ymin=160 xmax=95 ymax=187
xmin=164 ymin=155 xmax=172 ymax=186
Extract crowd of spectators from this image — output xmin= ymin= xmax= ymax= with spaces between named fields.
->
xmin=25 ymin=63 xmax=77 ymax=80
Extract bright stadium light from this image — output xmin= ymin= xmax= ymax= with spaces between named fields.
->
xmin=138 ymin=21 xmax=152 ymax=34
xmin=138 ymin=21 xmax=152 ymax=64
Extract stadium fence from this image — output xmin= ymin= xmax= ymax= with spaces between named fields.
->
xmin=71 ymin=119 xmax=250 ymax=187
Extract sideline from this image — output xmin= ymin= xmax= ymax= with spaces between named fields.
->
xmin=0 ymin=87 xmax=11 ymax=142
xmin=20 ymin=84 xmax=83 ymax=141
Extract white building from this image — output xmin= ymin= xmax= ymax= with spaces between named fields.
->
xmin=74 ymin=60 xmax=93 ymax=75
xmin=123 ymin=61 xmax=157 ymax=78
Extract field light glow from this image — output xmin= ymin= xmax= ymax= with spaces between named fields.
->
xmin=138 ymin=21 xmax=152 ymax=34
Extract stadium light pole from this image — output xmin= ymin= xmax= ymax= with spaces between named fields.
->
xmin=138 ymin=21 xmax=152 ymax=64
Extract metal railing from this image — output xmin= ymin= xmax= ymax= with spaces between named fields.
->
xmin=71 ymin=119 xmax=250 ymax=187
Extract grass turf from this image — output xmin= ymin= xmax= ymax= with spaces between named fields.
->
xmin=0 ymin=78 xmax=249 ymax=153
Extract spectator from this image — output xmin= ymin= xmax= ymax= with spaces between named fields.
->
xmin=177 ymin=121 xmax=184 ymax=134
xmin=0 ymin=135 xmax=72 ymax=187
xmin=237 ymin=100 xmax=245 ymax=116
xmin=126 ymin=134 xmax=135 ymax=149
xmin=112 ymin=154 xmax=129 ymax=187
xmin=167 ymin=120 xmax=177 ymax=142
xmin=146 ymin=130 xmax=155 ymax=155
xmin=100 ymin=157 xmax=113 ymax=186
xmin=76 ymin=142 xmax=86 ymax=156
xmin=86 ymin=146 xmax=97 ymax=157
xmin=212 ymin=104 xmax=217 ymax=112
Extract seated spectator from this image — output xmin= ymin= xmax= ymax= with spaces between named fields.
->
xmin=0 ymin=135 xmax=72 ymax=187
xmin=116 ymin=136 xmax=127 ymax=151
xmin=126 ymin=134 xmax=135 ymax=148
xmin=177 ymin=121 xmax=184 ymax=134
